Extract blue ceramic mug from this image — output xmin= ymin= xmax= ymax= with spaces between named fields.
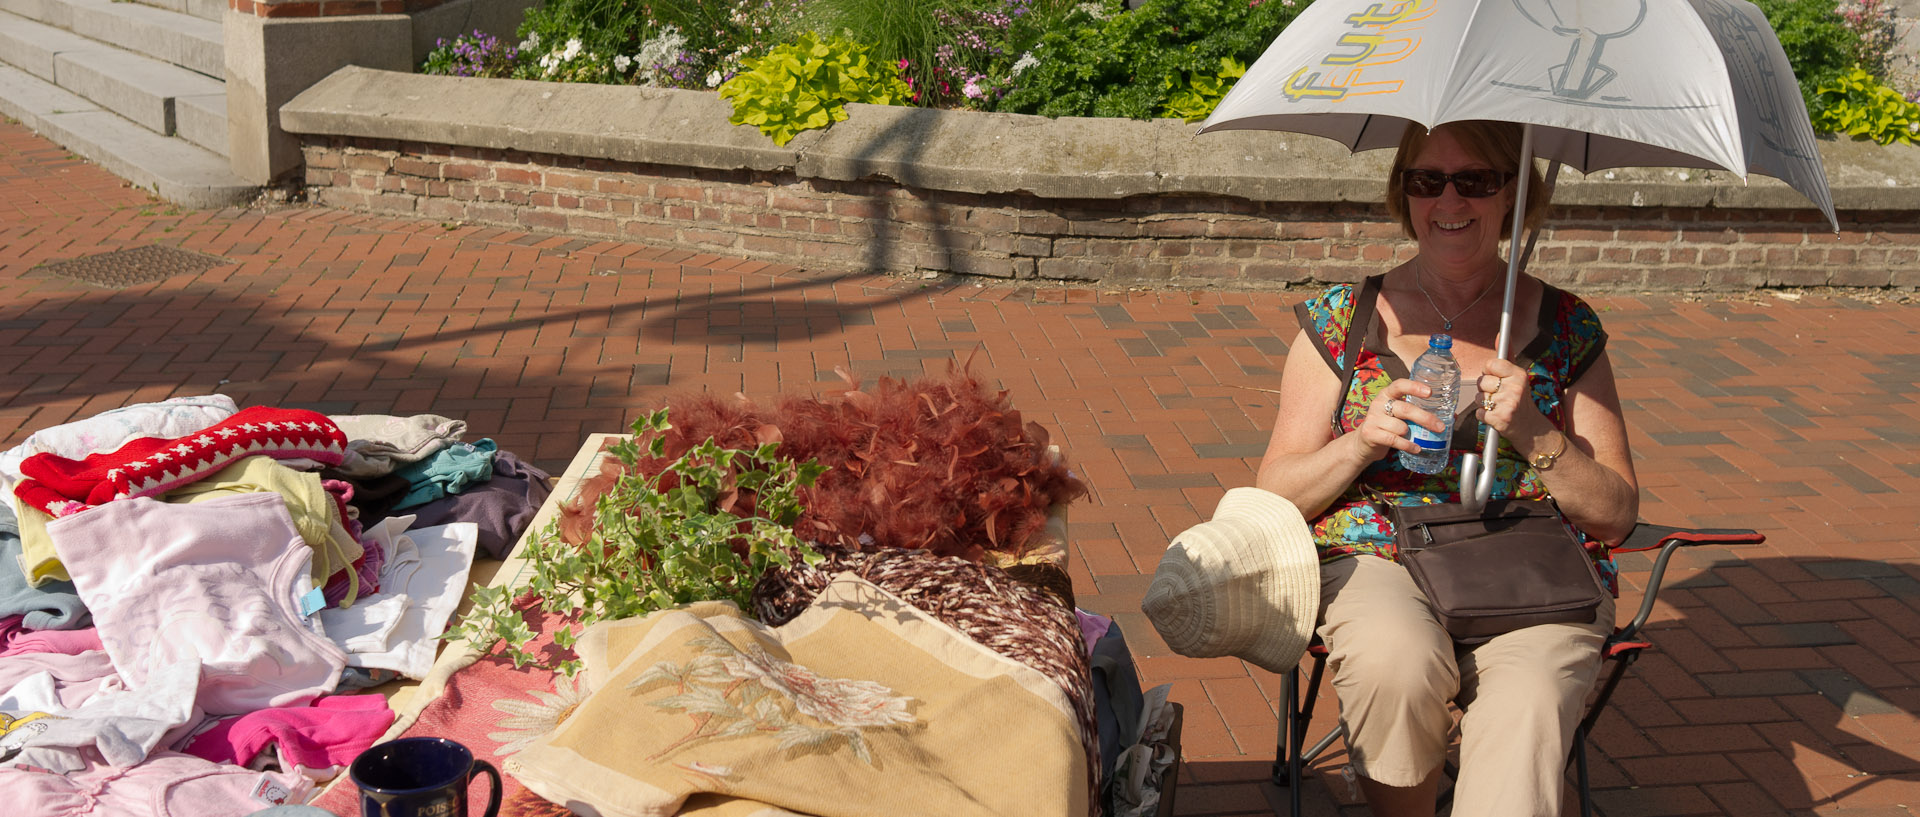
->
xmin=350 ymin=737 xmax=502 ymax=817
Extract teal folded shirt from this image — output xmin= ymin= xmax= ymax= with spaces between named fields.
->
xmin=389 ymin=438 xmax=496 ymax=511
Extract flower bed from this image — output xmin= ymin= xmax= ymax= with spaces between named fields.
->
xmin=423 ymin=0 xmax=1920 ymax=146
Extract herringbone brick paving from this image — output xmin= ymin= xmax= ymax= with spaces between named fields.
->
xmin=4 ymin=119 xmax=1918 ymax=816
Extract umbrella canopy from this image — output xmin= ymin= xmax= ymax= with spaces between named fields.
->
xmin=1200 ymin=0 xmax=1837 ymax=229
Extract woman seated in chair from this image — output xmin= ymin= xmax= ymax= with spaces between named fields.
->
xmin=1256 ymin=120 xmax=1639 ymax=817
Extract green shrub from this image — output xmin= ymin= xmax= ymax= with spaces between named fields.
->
xmin=719 ymin=32 xmax=913 ymax=145
xmin=1160 ymin=55 xmax=1245 ymax=122
xmin=1753 ymin=0 xmax=1861 ymax=111
xmin=1812 ymin=66 xmax=1920 ymax=144
xmin=994 ymin=0 xmax=1302 ymax=119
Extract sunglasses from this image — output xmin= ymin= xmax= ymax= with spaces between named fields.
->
xmin=1401 ymin=169 xmax=1514 ymax=198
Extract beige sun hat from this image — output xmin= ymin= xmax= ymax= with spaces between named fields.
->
xmin=1141 ymin=487 xmax=1320 ymax=674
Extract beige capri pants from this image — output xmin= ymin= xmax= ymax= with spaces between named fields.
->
xmin=1318 ymin=554 xmax=1614 ymax=817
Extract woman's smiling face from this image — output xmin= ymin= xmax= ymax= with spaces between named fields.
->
xmin=1406 ymin=126 xmax=1515 ymax=272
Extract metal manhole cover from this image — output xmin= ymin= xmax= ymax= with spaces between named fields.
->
xmin=40 ymin=244 xmax=228 ymax=289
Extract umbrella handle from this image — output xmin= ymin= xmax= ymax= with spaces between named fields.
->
xmin=1462 ymin=125 xmax=1539 ymax=510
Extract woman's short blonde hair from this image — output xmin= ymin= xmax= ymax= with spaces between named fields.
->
xmin=1383 ymin=120 xmax=1551 ymax=240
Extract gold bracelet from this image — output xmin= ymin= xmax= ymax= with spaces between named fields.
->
xmin=1530 ymin=431 xmax=1568 ymax=471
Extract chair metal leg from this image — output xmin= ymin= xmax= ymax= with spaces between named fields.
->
xmin=1575 ymin=727 xmax=1593 ymax=817
xmin=1273 ymin=667 xmax=1295 ymax=785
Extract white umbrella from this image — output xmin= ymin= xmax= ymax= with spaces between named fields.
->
xmin=1199 ymin=0 xmax=1837 ymax=507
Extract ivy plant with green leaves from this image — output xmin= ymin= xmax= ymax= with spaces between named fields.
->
xmin=994 ymin=0 xmax=1300 ymax=119
xmin=1160 ymin=55 xmax=1246 ymax=122
xmin=444 ymin=408 xmax=827 ymax=674
xmin=1812 ymin=67 xmax=1920 ymax=145
xmin=719 ymin=32 xmax=912 ymax=145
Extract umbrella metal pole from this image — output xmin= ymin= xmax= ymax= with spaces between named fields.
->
xmin=1462 ymin=124 xmax=1534 ymax=510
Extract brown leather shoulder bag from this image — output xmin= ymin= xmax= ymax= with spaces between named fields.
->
xmin=1385 ymin=499 xmax=1609 ymax=643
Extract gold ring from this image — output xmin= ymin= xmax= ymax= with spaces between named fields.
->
xmin=1384 ymin=401 xmax=1396 ymax=419
xmin=1488 ymin=376 xmax=1501 ymax=394
xmin=1481 ymin=395 xmax=1496 ymax=411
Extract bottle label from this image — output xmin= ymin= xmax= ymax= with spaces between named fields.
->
xmin=1410 ymin=425 xmax=1448 ymax=450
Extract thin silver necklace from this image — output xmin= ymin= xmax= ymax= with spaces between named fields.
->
xmin=1414 ymin=266 xmax=1499 ymax=332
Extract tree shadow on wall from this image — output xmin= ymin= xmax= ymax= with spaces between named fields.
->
xmin=1587 ymin=552 xmax=1920 ymax=816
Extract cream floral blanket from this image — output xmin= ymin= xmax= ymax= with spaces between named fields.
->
xmin=507 ymin=575 xmax=1087 ymax=817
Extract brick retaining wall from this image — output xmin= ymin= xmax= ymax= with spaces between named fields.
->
xmin=301 ymin=135 xmax=1919 ymax=291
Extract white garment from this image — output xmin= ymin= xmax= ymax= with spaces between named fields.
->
xmin=2 ymin=659 xmax=201 ymax=772
xmin=316 ymin=517 xmax=478 ymax=679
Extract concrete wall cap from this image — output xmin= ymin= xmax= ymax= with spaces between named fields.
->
xmin=281 ymin=67 xmax=1920 ymax=211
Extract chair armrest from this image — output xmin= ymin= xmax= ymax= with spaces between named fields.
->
xmin=1612 ymin=523 xmax=1764 ymax=643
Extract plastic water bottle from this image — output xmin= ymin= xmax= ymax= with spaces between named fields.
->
xmin=1397 ymin=334 xmax=1460 ymax=475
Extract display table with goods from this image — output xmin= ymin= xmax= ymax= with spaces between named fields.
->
xmin=305 ymin=370 xmax=1183 ymax=817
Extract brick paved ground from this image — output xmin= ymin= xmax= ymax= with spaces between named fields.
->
xmin=5 ymin=120 xmax=1919 ymax=816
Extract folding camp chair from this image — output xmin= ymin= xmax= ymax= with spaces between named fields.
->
xmin=1272 ymin=522 xmax=1765 ymax=817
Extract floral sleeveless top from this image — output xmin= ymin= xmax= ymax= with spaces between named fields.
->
xmin=1296 ymin=279 xmax=1618 ymax=595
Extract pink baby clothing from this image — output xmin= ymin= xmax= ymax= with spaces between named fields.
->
xmin=0 ymin=626 xmax=103 ymax=658
xmin=183 ymin=693 xmax=394 ymax=775
xmin=0 ymin=614 xmax=20 ymax=652
xmin=0 ymin=749 xmax=310 ymax=817
xmin=47 ymin=493 xmax=347 ymax=715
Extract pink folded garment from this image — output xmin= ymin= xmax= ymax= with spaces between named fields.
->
xmin=0 ymin=626 xmax=103 ymax=657
xmin=13 ymin=406 xmax=347 ymax=518
xmin=183 ymin=693 xmax=395 ymax=773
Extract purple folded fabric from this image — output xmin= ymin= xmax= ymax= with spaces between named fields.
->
xmin=370 ymin=450 xmax=550 ymax=559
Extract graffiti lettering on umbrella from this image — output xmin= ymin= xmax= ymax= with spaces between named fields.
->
xmin=1282 ymin=0 xmax=1435 ymax=102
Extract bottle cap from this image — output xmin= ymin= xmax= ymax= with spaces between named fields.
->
xmin=1429 ymin=334 xmax=1453 ymax=350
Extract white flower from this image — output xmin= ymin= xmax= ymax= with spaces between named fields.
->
xmin=706 ymin=69 xmax=723 ymax=87
xmin=1075 ymin=1 xmax=1111 ymax=19
xmin=561 ymin=38 xmax=582 ymax=61
xmin=614 ymin=54 xmax=632 ymax=72
xmin=1011 ymin=52 xmax=1039 ymax=77
xmin=520 ymin=31 xmax=540 ymax=51
xmin=634 ymin=25 xmax=687 ymax=73
xmin=488 ymin=674 xmax=590 ymax=755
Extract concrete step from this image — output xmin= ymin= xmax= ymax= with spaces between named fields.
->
xmin=124 ymin=0 xmax=222 ymax=23
xmin=0 ymin=64 xmax=251 ymax=207
xmin=0 ymin=0 xmax=221 ymax=79
xmin=0 ymin=11 xmax=226 ymax=155
xmin=176 ymin=88 xmax=223 ymax=155
xmin=55 ymin=44 xmax=224 ymax=140
xmin=0 ymin=9 xmax=103 ymax=82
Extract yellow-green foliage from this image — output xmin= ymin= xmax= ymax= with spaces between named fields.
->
xmin=718 ymin=32 xmax=912 ymax=145
xmin=1813 ymin=66 xmax=1920 ymax=145
xmin=1160 ymin=56 xmax=1245 ymax=123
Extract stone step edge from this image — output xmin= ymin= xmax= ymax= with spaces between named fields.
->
xmin=0 ymin=0 xmax=223 ymax=80
xmin=0 ymin=63 xmax=253 ymax=208
xmin=0 ymin=10 xmax=227 ymax=155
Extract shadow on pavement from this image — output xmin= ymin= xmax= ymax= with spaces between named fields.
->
xmin=0 ymin=267 xmax=971 ymax=472
xmin=1594 ymin=553 xmax=1920 ymax=816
